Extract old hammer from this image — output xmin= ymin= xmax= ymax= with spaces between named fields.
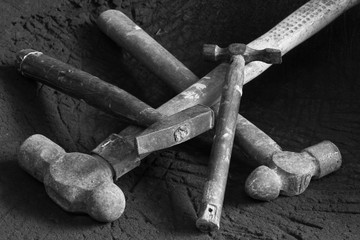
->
xmin=16 ymin=50 xmax=215 ymax=222
xmin=17 ymin=61 xmax=224 ymax=222
xmin=196 ymin=44 xmax=282 ymax=231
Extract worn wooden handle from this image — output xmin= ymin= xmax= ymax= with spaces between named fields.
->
xmin=16 ymin=49 xmax=163 ymax=127
xmin=97 ymin=10 xmax=198 ymax=93
xmin=197 ymin=56 xmax=245 ymax=232
xmin=244 ymin=0 xmax=360 ymax=84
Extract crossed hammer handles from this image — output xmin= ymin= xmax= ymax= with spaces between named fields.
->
xmin=17 ymin=0 xmax=358 ymax=228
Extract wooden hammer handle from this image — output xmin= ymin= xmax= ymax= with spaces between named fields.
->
xmin=197 ymin=56 xmax=246 ymax=231
xmin=97 ymin=10 xmax=198 ymax=93
xmin=17 ymin=49 xmax=163 ymax=127
xmin=244 ymin=0 xmax=359 ymax=85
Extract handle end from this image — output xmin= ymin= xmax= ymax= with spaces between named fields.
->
xmin=196 ymin=202 xmax=221 ymax=232
xmin=16 ymin=49 xmax=43 ymax=73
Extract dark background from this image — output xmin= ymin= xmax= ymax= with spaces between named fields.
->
xmin=0 ymin=0 xmax=359 ymax=239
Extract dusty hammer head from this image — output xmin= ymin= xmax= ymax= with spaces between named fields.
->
xmin=245 ymin=141 xmax=342 ymax=201
xmin=135 ymin=104 xmax=214 ymax=155
xmin=203 ymin=43 xmax=282 ymax=64
xmin=18 ymin=134 xmax=126 ymax=222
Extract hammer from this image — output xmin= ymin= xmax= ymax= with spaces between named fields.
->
xmin=196 ymin=44 xmax=281 ymax=232
xmin=18 ymin=103 xmax=213 ymax=223
xmin=16 ymin=50 xmax=215 ymax=222
xmin=244 ymin=141 xmax=342 ymax=201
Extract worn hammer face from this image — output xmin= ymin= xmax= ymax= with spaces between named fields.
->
xmin=19 ymin=134 xmax=126 ymax=222
xmin=245 ymin=141 xmax=342 ymax=201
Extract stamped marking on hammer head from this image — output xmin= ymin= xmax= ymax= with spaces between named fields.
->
xmin=135 ymin=105 xmax=214 ymax=155
xmin=174 ymin=124 xmax=190 ymax=142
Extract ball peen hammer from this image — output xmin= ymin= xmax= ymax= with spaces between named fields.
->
xmin=244 ymin=141 xmax=341 ymax=202
xmin=196 ymin=44 xmax=282 ymax=232
xmin=16 ymin=51 xmax=215 ymax=222
xmin=17 ymin=96 xmax=213 ymax=222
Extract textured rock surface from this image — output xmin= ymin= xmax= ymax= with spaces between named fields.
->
xmin=0 ymin=0 xmax=360 ymax=239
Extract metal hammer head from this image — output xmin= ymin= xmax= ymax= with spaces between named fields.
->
xmin=245 ymin=141 xmax=342 ymax=201
xmin=18 ymin=134 xmax=126 ymax=222
xmin=203 ymin=43 xmax=282 ymax=64
xmin=135 ymin=104 xmax=214 ymax=155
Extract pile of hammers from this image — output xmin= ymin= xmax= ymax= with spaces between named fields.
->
xmin=16 ymin=0 xmax=358 ymax=232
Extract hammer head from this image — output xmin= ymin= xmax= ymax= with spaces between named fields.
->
xmin=135 ymin=104 xmax=214 ymax=155
xmin=245 ymin=141 xmax=342 ymax=201
xmin=203 ymin=43 xmax=282 ymax=64
xmin=19 ymin=134 xmax=126 ymax=222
